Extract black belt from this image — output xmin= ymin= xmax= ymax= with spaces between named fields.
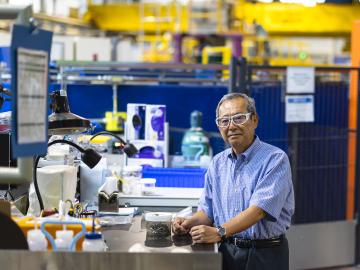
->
xmin=226 ymin=234 xmax=285 ymax=248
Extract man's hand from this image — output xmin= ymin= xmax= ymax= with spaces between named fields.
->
xmin=190 ymin=225 xmax=221 ymax=243
xmin=172 ymin=217 xmax=191 ymax=235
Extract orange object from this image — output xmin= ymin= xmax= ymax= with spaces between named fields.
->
xmin=13 ymin=216 xmax=98 ymax=251
xmin=347 ymin=20 xmax=360 ymax=220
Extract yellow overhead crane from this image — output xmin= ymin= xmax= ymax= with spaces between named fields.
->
xmin=85 ymin=2 xmax=360 ymax=36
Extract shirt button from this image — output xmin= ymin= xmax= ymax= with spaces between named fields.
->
xmin=234 ymin=189 xmax=237 ymax=193
xmin=235 ymin=208 xmax=238 ymax=212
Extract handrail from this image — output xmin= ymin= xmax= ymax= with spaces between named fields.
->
xmin=0 ymin=157 xmax=33 ymax=184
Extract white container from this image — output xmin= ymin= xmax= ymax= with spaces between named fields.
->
xmin=55 ymin=230 xmax=74 ymax=251
xmin=82 ymin=232 xmax=106 ymax=252
xmin=80 ymin=158 xmax=108 ymax=203
xmin=28 ymin=165 xmax=78 ymax=216
xmin=144 ymin=212 xmax=172 ymax=238
xmin=140 ymin=178 xmax=156 ymax=195
xmin=27 ymin=229 xmax=48 ymax=251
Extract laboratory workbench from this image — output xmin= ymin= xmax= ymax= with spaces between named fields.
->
xmin=102 ymin=215 xmax=216 ymax=253
xmin=118 ymin=187 xmax=203 ymax=211
xmin=0 ymin=215 xmax=221 ymax=270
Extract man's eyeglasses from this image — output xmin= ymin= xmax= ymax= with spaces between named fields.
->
xmin=215 ymin=112 xmax=252 ymax=128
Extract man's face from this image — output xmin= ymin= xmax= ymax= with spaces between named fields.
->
xmin=217 ymin=97 xmax=258 ymax=154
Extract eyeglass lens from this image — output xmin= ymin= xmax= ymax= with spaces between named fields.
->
xmin=217 ymin=114 xmax=249 ymax=127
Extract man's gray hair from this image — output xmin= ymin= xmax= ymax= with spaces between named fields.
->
xmin=216 ymin=93 xmax=257 ymax=117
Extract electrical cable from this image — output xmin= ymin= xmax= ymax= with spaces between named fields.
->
xmin=33 ymin=155 xmax=43 ymax=210
xmin=48 ymin=139 xmax=85 ymax=153
xmin=90 ymin=131 xmax=138 ymax=157
xmin=90 ymin=131 xmax=126 ymax=145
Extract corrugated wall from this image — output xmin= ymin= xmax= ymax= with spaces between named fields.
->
xmin=249 ymin=71 xmax=350 ymax=223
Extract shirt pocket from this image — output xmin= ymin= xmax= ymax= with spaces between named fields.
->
xmin=239 ymin=185 xmax=252 ymax=212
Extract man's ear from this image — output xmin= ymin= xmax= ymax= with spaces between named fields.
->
xmin=252 ymin=113 xmax=259 ymax=128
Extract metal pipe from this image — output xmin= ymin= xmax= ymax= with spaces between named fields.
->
xmin=112 ymin=84 xmax=118 ymax=114
xmin=0 ymin=157 xmax=33 ymax=184
xmin=0 ymin=4 xmax=32 ymax=25
xmin=228 ymin=56 xmax=248 ymax=93
xmin=238 ymin=57 xmax=248 ymax=94
xmin=228 ymin=56 xmax=237 ymax=93
xmin=55 ymin=61 xmax=228 ymax=71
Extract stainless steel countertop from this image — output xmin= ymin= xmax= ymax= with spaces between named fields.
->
xmin=103 ymin=215 xmax=218 ymax=253
xmin=0 ymin=215 xmax=221 ymax=270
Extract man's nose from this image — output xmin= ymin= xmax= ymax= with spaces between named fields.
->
xmin=228 ymin=119 xmax=237 ymax=129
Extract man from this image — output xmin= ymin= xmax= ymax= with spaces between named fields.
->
xmin=173 ymin=93 xmax=294 ymax=270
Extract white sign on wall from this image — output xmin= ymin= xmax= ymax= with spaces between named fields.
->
xmin=286 ymin=67 xmax=315 ymax=94
xmin=285 ymin=95 xmax=314 ymax=123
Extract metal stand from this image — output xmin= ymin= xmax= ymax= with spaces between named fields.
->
xmin=229 ymin=56 xmax=248 ymax=94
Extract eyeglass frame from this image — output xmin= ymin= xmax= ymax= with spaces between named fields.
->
xmin=215 ymin=112 xmax=253 ymax=128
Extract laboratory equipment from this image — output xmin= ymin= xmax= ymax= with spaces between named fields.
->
xmin=40 ymin=219 xmax=87 ymax=251
xmin=27 ymin=228 xmax=48 ymax=251
xmin=55 ymin=229 xmax=74 ymax=251
xmin=98 ymin=176 xmax=119 ymax=212
xmin=48 ymin=90 xmax=91 ymax=135
xmin=82 ymin=232 xmax=106 ymax=251
xmin=82 ymin=216 xmax=106 ymax=251
xmin=80 ymin=130 xmax=138 ymax=204
xmin=104 ymin=111 xmax=126 ymax=133
xmin=27 ymin=219 xmax=47 ymax=251
xmin=33 ymin=139 xmax=102 ymax=212
xmin=140 ymin=178 xmax=156 ymax=195
xmin=28 ymin=165 xmax=77 ymax=216
xmin=144 ymin=212 xmax=172 ymax=238
xmin=121 ymin=165 xmax=143 ymax=195
xmin=181 ymin=111 xmax=210 ymax=166
xmin=80 ymin=157 xmax=108 ymax=204
xmin=90 ymin=131 xmax=138 ymax=157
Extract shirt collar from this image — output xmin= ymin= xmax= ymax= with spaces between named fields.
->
xmin=227 ymin=135 xmax=261 ymax=162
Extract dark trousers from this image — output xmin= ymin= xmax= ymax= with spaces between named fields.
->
xmin=218 ymin=237 xmax=289 ymax=270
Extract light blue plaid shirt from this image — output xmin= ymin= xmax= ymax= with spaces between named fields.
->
xmin=198 ymin=136 xmax=294 ymax=239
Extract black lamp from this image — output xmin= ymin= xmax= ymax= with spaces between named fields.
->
xmin=90 ymin=131 xmax=138 ymax=157
xmin=33 ymin=139 xmax=102 ymax=212
xmin=48 ymin=90 xmax=91 ymax=135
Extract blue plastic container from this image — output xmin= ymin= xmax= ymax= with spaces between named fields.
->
xmin=142 ymin=167 xmax=206 ymax=188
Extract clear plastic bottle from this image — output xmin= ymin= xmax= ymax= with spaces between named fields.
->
xmin=121 ymin=165 xmax=142 ymax=195
xmin=55 ymin=230 xmax=74 ymax=251
xmin=82 ymin=232 xmax=106 ymax=252
xmin=27 ymin=229 xmax=48 ymax=251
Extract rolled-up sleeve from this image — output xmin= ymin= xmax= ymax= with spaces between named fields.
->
xmin=198 ymin=169 xmax=214 ymax=222
xmin=249 ymin=152 xmax=292 ymax=222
